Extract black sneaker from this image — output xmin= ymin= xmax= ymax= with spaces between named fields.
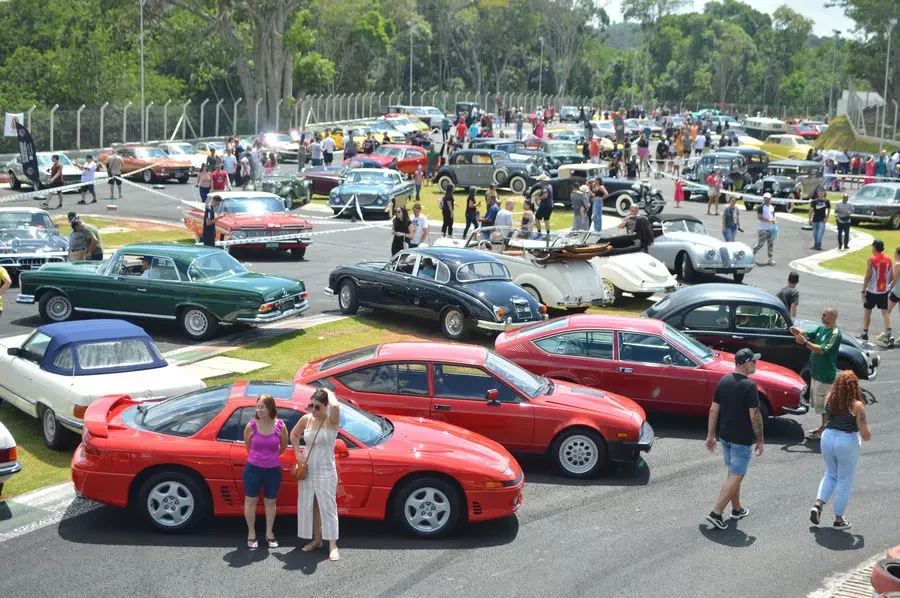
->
xmin=859 ymin=333 xmax=869 ymax=342
xmin=705 ymin=511 xmax=728 ymax=530
xmin=833 ymin=519 xmax=852 ymax=530
xmin=731 ymin=507 xmax=749 ymax=520
xmin=810 ymin=505 xmax=821 ymax=525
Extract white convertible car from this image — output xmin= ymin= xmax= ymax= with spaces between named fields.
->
xmin=0 ymin=319 xmax=205 ymax=449
xmin=432 ymin=227 xmax=608 ymax=311
xmin=590 ymin=237 xmax=678 ymax=302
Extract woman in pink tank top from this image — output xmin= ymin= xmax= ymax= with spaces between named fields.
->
xmin=243 ymin=394 xmax=288 ymax=549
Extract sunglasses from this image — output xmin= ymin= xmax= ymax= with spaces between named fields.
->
xmin=307 ymin=403 xmax=326 ymax=411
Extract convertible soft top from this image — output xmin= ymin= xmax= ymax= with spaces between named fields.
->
xmin=656 ymin=213 xmax=702 ymax=223
xmin=36 ymin=319 xmax=165 ymax=375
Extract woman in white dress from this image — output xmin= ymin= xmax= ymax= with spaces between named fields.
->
xmin=290 ymin=388 xmax=341 ymax=561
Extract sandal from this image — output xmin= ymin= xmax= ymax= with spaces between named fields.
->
xmin=247 ymin=538 xmax=258 ymax=550
xmin=329 ymin=548 xmax=340 ymax=561
xmin=810 ymin=504 xmax=822 ymax=525
xmin=266 ymin=536 xmax=279 ymax=549
xmin=301 ymin=541 xmax=322 ymax=552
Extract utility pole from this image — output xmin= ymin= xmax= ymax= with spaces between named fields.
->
xmin=538 ymin=36 xmax=544 ymax=101
xmin=829 ymin=30 xmax=840 ymax=119
xmin=140 ymin=0 xmax=146 ymax=143
xmin=408 ymin=22 xmax=414 ymax=105
xmin=881 ymin=18 xmax=897 ymax=149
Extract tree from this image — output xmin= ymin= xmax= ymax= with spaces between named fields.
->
xmin=704 ymin=0 xmax=771 ymax=38
xmin=622 ymin=0 xmax=689 ymax=105
xmin=830 ymin=0 xmax=900 ymax=102
xmin=537 ymin=0 xmax=608 ymax=96
xmin=710 ymin=22 xmax=755 ymax=104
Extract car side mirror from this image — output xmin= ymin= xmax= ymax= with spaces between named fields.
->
xmin=334 ymin=439 xmax=350 ymax=459
xmin=663 ymin=354 xmax=673 ymax=366
xmin=7 ymin=347 xmax=19 ymax=356
xmin=486 ymin=388 xmax=500 ymax=405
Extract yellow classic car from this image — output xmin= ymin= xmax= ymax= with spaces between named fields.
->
xmin=321 ymin=128 xmax=344 ymax=151
xmin=760 ymin=134 xmax=812 ymax=161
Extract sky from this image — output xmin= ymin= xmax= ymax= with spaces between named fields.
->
xmin=603 ymin=0 xmax=858 ymax=38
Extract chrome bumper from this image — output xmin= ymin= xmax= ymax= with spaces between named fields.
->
xmin=323 ymin=287 xmax=335 ymax=297
xmin=555 ymin=296 xmax=605 ymax=308
xmin=781 ymin=403 xmax=810 ymax=415
xmin=16 ymin=294 xmax=35 ymax=304
xmin=0 ymin=460 xmax=22 ymax=482
xmin=850 ymin=214 xmax=892 ymax=223
xmin=236 ymin=301 xmax=310 ymax=324
xmin=56 ymin=412 xmax=84 ymax=432
xmin=867 ymin=354 xmax=879 ymax=381
xmin=476 ymin=316 xmax=548 ymax=331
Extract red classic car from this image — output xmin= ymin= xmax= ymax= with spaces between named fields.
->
xmin=100 ymin=145 xmax=193 ymax=184
xmin=295 ymin=342 xmax=653 ymax=478
xmin=184 ymin=192 xmax=313 ymax=259
xmin=301 ymin=157 xmax=384 ymax=196
xmin=347 ymin=144 xmax=427 ymax=175
xmin=786 ymin=124 xmax=820 ymax=141
xmin=494 ymin=314 xmax=807 ymax=420
xmin=72 ymin=380 xmax=524 ymax=537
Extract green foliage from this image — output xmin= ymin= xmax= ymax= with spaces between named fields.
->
xmin=293 ymin=52 xmax=337 ymax=94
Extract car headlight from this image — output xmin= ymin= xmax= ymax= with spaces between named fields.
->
xmin=735 ymin=250 xmax=745 ymax=259
xmin=706 ymin=249 xmax=716 ymax=259
xmin=232 ymin=231 xmax=246 ymax=239
xmin=376 ymin=194 xmax=388 ymax=205
xmin=772 ymin=181 xmax=780 ymax=191
xmin=330 ymin=192 xmax=343 ymax=205
xmin=631 ymin=183 xmax=642 ymax=192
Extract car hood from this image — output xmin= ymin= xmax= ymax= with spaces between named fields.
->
xmin=218 ymin=213 xmax=310 ymax=229
xmin=212 ymin=272 xmax=305 ymax=300
xmin=151 ymin=159 xmax=192 ymax=168
xmin=385 ymin=416 xmax=515 ymax=472
xmin=537 ymin=381 xmax=646 ymax=422
xmin=0 ymin=228 xmax=68 ymax=253
xmin=593 ymin=252 xmax=674 ymax=284
xmin=707 ymin=352 xmax=805 ymax=388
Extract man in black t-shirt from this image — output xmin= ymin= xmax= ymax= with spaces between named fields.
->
xmin=203 ymin=195 xmax=223 ymax=247
xmin=704 ymin=348 xmax=765 ymax=530
xmin=777 ymin=271 xmax=800 ymax=318
xmin=809 ymin=187 xmax=831 ymax=250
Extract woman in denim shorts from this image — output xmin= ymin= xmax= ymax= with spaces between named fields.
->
xmin=243 ymin=394 xmax=288 ymax=549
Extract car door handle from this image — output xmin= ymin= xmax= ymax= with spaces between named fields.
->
xmin=433 ymin=404 xmax=452 ymax=411
xmin=136 ymin=288 xmax=148 ymax=292
xmin=233 ymin=461 xmax=246 ymax=467
xmin=618 ymin=367 xmax=633 ymax=374
xmin=732 ymin=335 xmax=744 ymax=340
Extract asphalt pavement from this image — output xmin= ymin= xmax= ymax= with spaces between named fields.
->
xmin=1 ymin=140 xmax=898 ymax=597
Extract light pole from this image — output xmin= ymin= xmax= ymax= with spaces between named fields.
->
xmin=880 ymin=18 xmax=897 ymax=149
xmin=538 ymin=36 xmax=544 ymax=102
xmin=408 ymin=23 xmax=414 ymax=106
xmin=140 ymin=0 xmax=146 ymax=143
xmin=829 ymin=30 xmax=840 ymax=119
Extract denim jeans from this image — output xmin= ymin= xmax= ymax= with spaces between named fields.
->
xmin=816 ymin=428 xmax=861 ymax=517
xmin=516 ymin=126 xmax=523 ymax=140
xmin=812 ymin=220 xmax=826 ymax=248
xmin=723 ymin=226 xmax=737 ymax=242
xmin=415 ymin=183 xmax=421 ymax=201
xmin=592 ymin=198 xmax=604 ymax=232
xmin=837 ymin=222 xmax=851 ymax=248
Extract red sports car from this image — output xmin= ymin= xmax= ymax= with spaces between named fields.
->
xmin=295 ymin=342 xmax=653 ymax=478
xmin=72 ymin=380 xmax=524 ymax=537
xmin=347 ymin=144 xmax=427 ymax=175
xmin=494 ymin=314 xmax=807 ymax=420
xmin=786 ymin=124 xmax=820 ymax=141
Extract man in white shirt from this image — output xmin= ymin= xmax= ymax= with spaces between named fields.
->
xmin=408 ymin=203 xmax=429 ymax=247
xmin=495 ymin=198 xmax=514 ymax=228
xmin=752 ymin=192 xmax=777 ymax=266
xmin=321 ymin=135 xmax=336 ymax=166
xmin=309 ymin=138 xmax=324 ymax=166
xmin=222 ymin=150 xmax=238 ymax=187
xmin=694 ymin=133 xmax=706 ymax=156
xmin=78 ymin=155 xmax=98 ymax=204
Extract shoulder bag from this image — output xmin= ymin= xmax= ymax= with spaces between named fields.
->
xmin=291 ymin=419 xmax=323 ymax=481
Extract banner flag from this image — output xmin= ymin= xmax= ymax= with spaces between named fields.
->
xmin=14 ymin=120 xmax=40 ymax=185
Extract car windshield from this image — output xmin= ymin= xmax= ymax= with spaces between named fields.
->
xmin=370 ymin=121 xmax=393 ymax=132
xmin=455 ymin=261 xmax=511 ymax=282
xmin=188 ymin=251 xmax=247 ymax=282
xmin=136 ymin=148 xmax=169 ymax=159
xmin=664 ymin=325 xmax=714 ymax=363
xmin=769 ymin=167 xmax=800 ymax=177
xmin=373 ymin=146 xmax=404 ymax=158
xmin=663 ymin=219 xmax=707 ymax=235
xmin=335 ymin=399 xmax=386 ymax=447
xmin=387 ymin=118 xmax=411 ymax=126
xmin=546 ymin=141 xmax=578 ymax=152
xmin=318 ymin=345 xmax=379 ymax=372
xmin=0 ymin=211 xmax=55 ymax=230
xmin=37 ymin=154 xmax=73 ymax=167
xmin=265 ymin=134 xmax=293 ymax=145
xmin=853 ymin=186 xmax=898 ymax=203
xmin=220 ymin=197 xmax=285 ymax=214
xmin=346 ymin=171 xmax=398 ymax=185
xmin=484 ymin=352 xmax=544 ymax=398
xmin=164 ymin=143 xmax=194 ymax=155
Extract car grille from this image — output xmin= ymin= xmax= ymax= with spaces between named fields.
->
xmin=511 ymin=297 xmax=532 ymax=319
xmin=235 ymin=227 xmax=309 ymax=239
xmin=762 ymin=181 xmax=774 ymax=193
xmin=62 ymin=174 xmax=81 ymax=183
xmin=170 ymin=169 xmax=186 ymax=178
xmin=355 ymin=194 xmax=380 ymax=206
xmin=11 ymin=256 xmax=65 ymax=270
xmin=719 ymin=247 xmax=731 ymax=267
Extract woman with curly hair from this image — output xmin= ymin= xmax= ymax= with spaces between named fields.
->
xmin=809 ymin=370 xmax=872 ymax=530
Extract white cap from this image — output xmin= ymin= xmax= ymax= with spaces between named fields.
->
xmin=762 ymin=192 xmax=772 ymax=199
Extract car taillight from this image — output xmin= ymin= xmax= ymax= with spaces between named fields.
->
xmin=73 ymin=405 xmax=87 ymax=419
xmin=539 ymin=305 xmax=548 ymax=314
xmin=300 ymin=291 xmax=309 ymax=299
xmin=0 ymin=446 xmax=17 ymax=462
xmin=259 ymin=302 xmax=277 ymax=313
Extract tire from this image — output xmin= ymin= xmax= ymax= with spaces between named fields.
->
xmin=508 ymin=176 xmax=527 ymax=194
xmin=783 ymin=201 xmax=795 ymax=214
xmin=890 ymin=213 xmax=900 ymax=230
xmin=178 ymin=306 xmax=218 ymax=341
xmin=492 ymin=168 xmax=509 ymax=186
xmin=644 ymin=193 xmax=664 ymax=216
xmin=550 ymin=428 xmax=607 ymax=478
xmin=615 ymin=194 xmax=633 ymax=217
xmin=631 ymin=292 xmax=654 ymax=300
xmin=744 ymin=201 xmax=756 ymax=212
xmin=677 ymin=252 xmax=696 ymax=282
xmin=441 ymin=307 xmax=468 ymax=340
xmin=38 ymin=291 xmax=73 ymax=323
xmin=8 ymin=171 xmax=19 ymax=190
xmin=392 ymin=476 xmax=462 ymax=538
xmin=436 ymin=175 xmax=455 ymax=192
xmin=733 ymin=272 xmax=745 ymax=284
xmin=39 ymin=405 xmax=76 ymax=450
xmin=337 ymin=280 xmax=359 ymax=315
xmin=521 ymin=284 xmax=543 ymax=304
xmin=177 ymin=177 xmax=188 ymax=184
xmin=290 ymin=246 xmax=306 ymax=259
xmin=138 ymin=470 xmax=209 ymax=532
xmin=142 ymin=169 xmax=154 ymax=184
xmin=601 ymin=278 xmax=622 ymax=303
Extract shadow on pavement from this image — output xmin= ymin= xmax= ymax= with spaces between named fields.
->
xmin=808 ymin=526 xmax=866 ymax=551
xmin=517 ymin=454 xmax=651 ymax=487
xmin=57 ymin=503 xmax=519 ymax=551
xmin=697 ymin=522 xmax=757 ymax=547
xmin=648 ymin=413 xmax=805 ymax=446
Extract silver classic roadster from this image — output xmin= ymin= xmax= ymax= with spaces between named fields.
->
xmin=648 ymin=214 xmax=755 ymax=283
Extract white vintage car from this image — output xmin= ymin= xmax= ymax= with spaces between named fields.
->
xmin=0 ymin=319 xmax=205 ymax=449
xmin=590 ymin=244 xmax=678 ymax=302
xmin=0 ymin=420 xmax=21 ymax=499
xmin=432 ymin=227 xmax=608 ymax=311
xmin=649 ymin=214 xmax=756 ymax=283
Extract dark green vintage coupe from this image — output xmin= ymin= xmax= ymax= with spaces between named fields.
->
xmin=17 ymin=243 xmax=309 ymax=341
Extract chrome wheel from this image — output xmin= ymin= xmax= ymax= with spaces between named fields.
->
xmin=443 ymin=309 xmax=465 ymax=338
xmin=601 ymin=279 xmax=619 ymax=304
xmin=339 ymin=285 xmax=352 ymax=309
xmin=146 ymin=481 xmax=195 ymax=528
xmin=46 ymin=295 xmax=72 ymax=321
xmin=43 ymin=408 xmax=57 ymax=444
xmin=183 ymin=309 xmax=209 ymax=337
xmin=403 ymin=487 xmax=452 ymax=534
xmin=558 ymin=434 xmax=600 ymax=475
xmin=509 ymin=177 xmax=527 ymax=194
xmin=142 ymin=169 xmax=153 ymax=183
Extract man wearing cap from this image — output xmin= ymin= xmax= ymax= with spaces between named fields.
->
xmin=71 ymin=218 xmax=103 ymax=261
xmin=790 ymin=307 xmax=842 ymax=440
xmin=571 ymin=184 xmax=590 ymax=231
xmin=704 ymin=347 xmax=765 ymax=530
xmin=203 ymin=195 xmax=224 ymax=247
xmin=752 ymin=192 xmax=776 ymax=266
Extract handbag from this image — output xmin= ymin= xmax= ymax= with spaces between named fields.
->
xmin=291 ymin=420 xmax=323 ymax=481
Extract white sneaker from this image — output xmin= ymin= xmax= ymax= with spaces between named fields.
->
xmin=767 ymin=259 xmax=776 ymax=266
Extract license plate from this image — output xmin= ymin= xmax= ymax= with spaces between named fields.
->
xmin=279 ymin=299 xmax=294 ymax=311
xmin=265 ymin=242 xmax=280 ymax=248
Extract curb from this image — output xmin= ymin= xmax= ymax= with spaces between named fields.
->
xmin=809 ymin=554 xmax=880 ymax=598
xmin=780 ymin=213 xmax=870 ymax=284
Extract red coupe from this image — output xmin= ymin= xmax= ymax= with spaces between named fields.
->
xmin=72 ymin=380 xmax=524 ymax=537
xmin=295 ymin=342 xmax=653 ymax=478
xmin=786 ymin=124 xmax=820 ymax=141
xmin=494 ymin=315 xmax=807 ymax=420
xmin=346 ymin=144 xmax=427 ymax=175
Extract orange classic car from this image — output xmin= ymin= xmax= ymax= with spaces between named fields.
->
xmin=100 ymin=145 xmax=193 ymax=184
xmin=184 ymin=191 xmax=314 ymax=259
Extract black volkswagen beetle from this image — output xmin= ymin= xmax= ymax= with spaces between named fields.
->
xmin=324 ymin=247 xmax=548 ymax=340
xmin=642 ymin=284 xmax=879 ymax=392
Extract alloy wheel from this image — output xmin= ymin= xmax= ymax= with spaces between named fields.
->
xmin=339 ymin=285 xmax=352 ymax=309
xmin=558 ymin=434 xmax=600 ymax=475
xmin=146 ymin=481 xmax=195 ymax=528
xmin=403 ymin=487 xmax=452 ymax=534
xmin=42 ymin=408 xmax=57 ymax=445
xmin=184 ymin=309 xmax=209 ymax=337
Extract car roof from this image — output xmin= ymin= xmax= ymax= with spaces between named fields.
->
xmin=657 ymin=213 xmax=702 ymax=223
xmin=377 ymin=341 xmax=487 ymax=365
xmin=562 ymin=314 xmax=666 ymax=334
xmin=413 ymin=246 xmax=502 ymax=264
xmin=472 ymin=139 xmax=521 ymax=145
xmin=859 ymin=182 xmax=900 ymax=190
xmin=768 ymin=159 xmax=820 ymax=167
xmin=345 ymin=168 xmax=399 ymax=175
xmin=456 ymin=149 xmax=505 ymax=157
xmin=658 ymin=283 xmax=779 ymax=311
xmin=379 ymin=144 xmax=424 ymax=151
xmin=0 ymin=206 xmax=51 ymax=214
xmin=116 ymin=145 xmax=156 ymax=150
xmin=36 ymin=319 xmax=149 ymax=344
xmin=212 ymin=191 xmax=284 ymax=200
xmin=116 ymin=243 xmax=220 ymax=259
xmin=718 ymin=147 xmax=766 ymax=155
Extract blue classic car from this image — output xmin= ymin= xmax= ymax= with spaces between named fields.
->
xmin=327 ymin=168 xmax=415 ymax=216
xmin=324 ymin=247 xmax=548 ymax=340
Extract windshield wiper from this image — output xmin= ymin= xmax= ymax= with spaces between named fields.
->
xmin=376 ymin=414 xmax=392 ymax=442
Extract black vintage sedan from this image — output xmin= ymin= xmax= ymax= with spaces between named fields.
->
xmin=324 ymin=248 xmax=548 ymax=340
xmin=642 ymin=284 xmax=879 ymax=391
xmin=849 ymin=183 xmax=900 ymax=230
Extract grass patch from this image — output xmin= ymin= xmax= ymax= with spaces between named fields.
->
xmin=52 ymin=215 xmax=193 ymax=249
xmin=820 ymin=225 xmax=900 ymax=276
xmin=815 ymin=116 xmax=900 ymax=154
xmin=0 ymin=404 xmax=72 ymax=500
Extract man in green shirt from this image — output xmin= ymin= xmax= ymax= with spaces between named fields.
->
xmin=790 ymin=307 xmax=841 ymax=439
xmin=72 ymin=219 xmax=104 ymax=261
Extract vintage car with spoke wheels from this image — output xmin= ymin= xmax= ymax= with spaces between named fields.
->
xmin=99 ymin=146 xmax=193 ymax=184
xmin=0 ymin=320 xmax=204 ymax=449
xmin=296 ymin=342 xmax=653 ymax=478
xmin=495 ymin=314 xmax=808 ymax=420
xmin=327 ymin=168 xmax=415 ymax=217
xmin=849 ymin=183 xmax=900 ymax=229
xmin=649 ymin=214 xmax=755 ymax=283
xmin=72 ymin=380 xmax=524 ymax=536
xmin=184 ymin=192 xmax=313 ymax=258
xmin=324 ymin=248 xmax=547 ymax=340
xmin=17 ymin=243 xmax=309 ymax=341
xmin=434 ymin=149 xmax=542 ymax=194
xmin=0 ymin=207 xmax=68 ymax=282
xmin=743 ymin=159 xmax=824 ymax=211
xmin=643 ymin=283 xmax=879 ymax=391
